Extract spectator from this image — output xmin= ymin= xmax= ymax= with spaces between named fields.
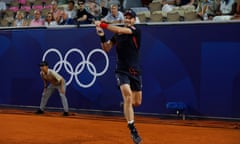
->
xmin=75 ymin=0 xmax=93 ymax=24
xmin=196 ymin=0 xmax=211 ymax=20
xmin=205 ymin=0 xmax=221 ymax=19
xmin=29 ymin=10 xmax=44 ymax=26
xmin=0 ymin=1 xmax=7 ymax=11
xmin=50 ymin=0 xmax=63 ymax=24
xmin=102 ymin=4 xmax=124 ymax=24
xmin=219 ymin=0 xmax=235 ymax=15
xmin=76 ymin=0 xmax=94 ymax=24
xmin=0 ymin=1 xmax=7 ymax=19
xmin=44 ymin=11 xmax=58 ymax=26
xmin=64 ymin=0 xmax=77 ymax=25
xmin=57 ymin=10 xmax=68 ymax=25
xmin=100 ymin=0 xmax=109 ymax=18
xmin=212 ymin=0 xmax=236 ymax=20
xmin=13 ymin=10 xmax=27 ymax=26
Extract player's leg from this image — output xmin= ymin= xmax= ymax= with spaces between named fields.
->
xmin=121 ymin=85 xmax=142 ymax=144
xmin=120 ymin=84 xmax=134 ymax=122
xmin=131 ymin=75 xmax=142 ymax=107
xmin=116 ymin=73 xmax=142 ymax=143
xmin=36 ymin=85 xmax=54 ymax=114
xmin=132 ymin=91 xmax=142 ymax=107
xmin=57 ymin=82 xmax=69 ymax=116
xmin=127 ymin=75 xmax=142 ymax=143
xmin=120 ymin=85 xmax=142 ymax=144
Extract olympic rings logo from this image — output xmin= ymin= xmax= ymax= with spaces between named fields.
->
xmin=42 ymin=48 xmax=109 ymax=88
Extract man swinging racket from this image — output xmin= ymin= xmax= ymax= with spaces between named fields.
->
xmin=95 ymin=9 xmax=142 ymax=144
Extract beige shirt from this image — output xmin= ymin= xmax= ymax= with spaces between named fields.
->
xmin=40 ymin=69 xmax=63 ymax=86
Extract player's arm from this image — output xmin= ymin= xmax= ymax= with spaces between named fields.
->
xmin=95 ymin=26 xmax=114 ymax=52
xmin=43 ymin=80 xmax=48 ymax=88
xmin=104 ymin=24 xmax=132 ymax=34
xmin=40 ymin=72 xmax=48 ymax=88
xmin=95 ymin=21 xmax=133 ymax=34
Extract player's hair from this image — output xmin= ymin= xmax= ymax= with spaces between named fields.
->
xmin=110 ymin=4 xmax=118 ymax=9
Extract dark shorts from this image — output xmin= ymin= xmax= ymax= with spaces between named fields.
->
xmin=115 ymin=72 xmax=142 ymax=91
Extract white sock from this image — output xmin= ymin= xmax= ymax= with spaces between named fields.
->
xmin=128 ymin=120 xmax=134 ymax=124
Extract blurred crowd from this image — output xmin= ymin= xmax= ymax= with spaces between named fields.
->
xmin=0 ymin=0 xmax=239 ymax=27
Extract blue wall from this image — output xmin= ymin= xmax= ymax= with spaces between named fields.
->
xmin=0 ymin=23 xmax=240 ymax=118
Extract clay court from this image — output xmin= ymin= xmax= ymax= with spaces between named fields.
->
xmin=0 ymin=108 xmax=239 ymax=144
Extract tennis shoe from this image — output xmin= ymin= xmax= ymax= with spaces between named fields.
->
xmin=35 ymin=109 xmax=44 ymax=114
xmin=63 ymin=112 xmax=69 ymax=116
xmin=130 ymin=130 xmax=142 ymax=144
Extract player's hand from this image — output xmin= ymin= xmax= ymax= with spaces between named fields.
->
xmin=96 ymin=26 xmax=104 ymax=36
xmin=94 ymin=20 xmax=101 ymax=27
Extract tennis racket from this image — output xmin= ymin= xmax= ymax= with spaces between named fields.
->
xmin=84 ymin=0 xmax=102 ymax=20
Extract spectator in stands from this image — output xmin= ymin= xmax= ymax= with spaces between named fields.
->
xmin=0 ymin=1 xmax=7 ymax=11
xmin=64 ymin=0 xmax=77 ymax=25
xmin=212 ymin=0 xmax=236 ymax=20
xmin=29 ymin=10 xmax=44 ymax=26
xmin=50 ymin=0 xmax=66 ymax=25
xmin=100 ymin=0 xmax=109 ymax=18
xmin=57 ymin=10 xmax=68 ymax=25
xmin=44 ymin=11 xmax=57 ymax=26
xmin=204 ymin=0 xmax=221 ymax=20
xmin=102 ymin=4 xmax=124 ymax=24
xmin=0 ymin=1 xmax=7 ymax=19
xmin=75 ymin=0 xmax=93 ymax=24
xmin=13 ymin=10 xmax=27 ymax=26
xmin=219 ymin=0 xmax=236 ymax=15
xmin=196 ymin=0 xmax=211 ymax=20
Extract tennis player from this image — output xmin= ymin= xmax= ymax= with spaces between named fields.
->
xmin=95 ymin=9 xmax=142 ymax=144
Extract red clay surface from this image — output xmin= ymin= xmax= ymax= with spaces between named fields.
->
xmin=0 ymin=108 xmax=240 ymax=144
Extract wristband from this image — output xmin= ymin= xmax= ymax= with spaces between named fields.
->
xmin=99 ymin=22 xmax=108 ymax=29
xmin=99 ymin=35 xmax=106 ymax=43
